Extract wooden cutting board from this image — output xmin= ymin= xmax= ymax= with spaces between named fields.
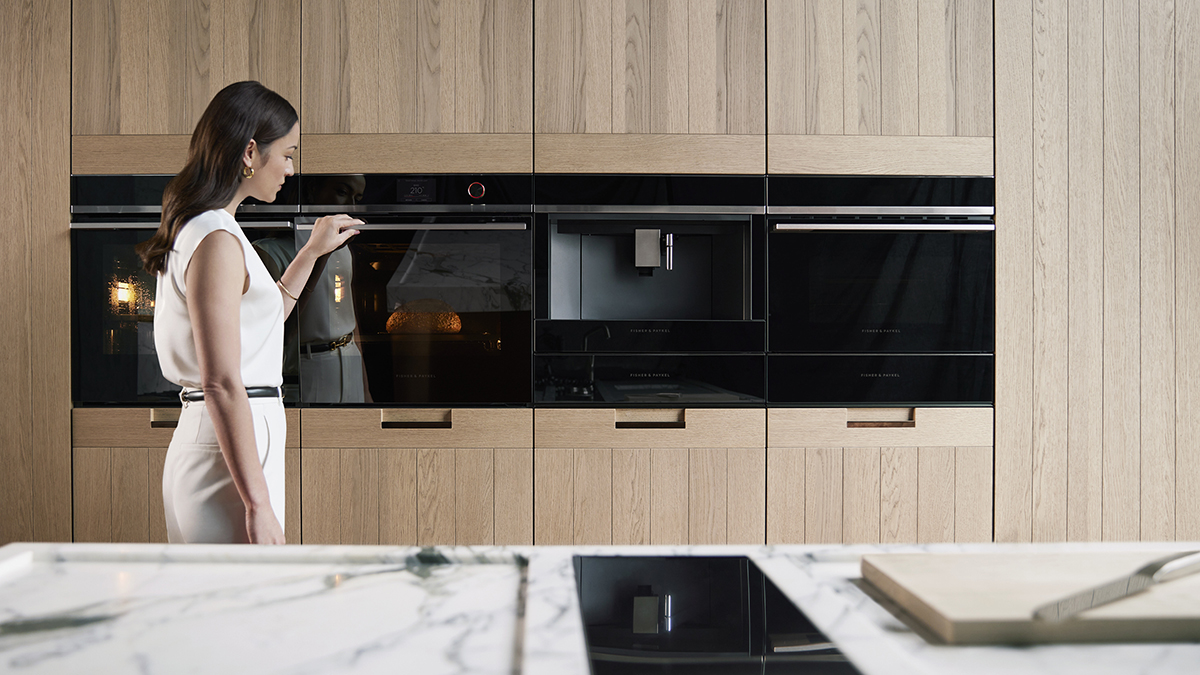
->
xmin=861 ymin=550 xmax=1200 ymax=644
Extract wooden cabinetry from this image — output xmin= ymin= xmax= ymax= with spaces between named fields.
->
xmin=766 ymin=407 xmax=993 ymax=544
xmin=299 ymin=408 xmax=532 ymax=546
xmin=766 ymin=0 xmax=993 ymax=175
xmin=533 ymin=0 xmax=766 ymax=173
xmin=533 ymin=408 xmax=766 ymax=545
xmin=71 ymin=407 xmax=302 ymax=542
xmin=71 ymin=0 xmax=301 ymax=174
xmin=299 ymin=0 xmax=533 ymax=173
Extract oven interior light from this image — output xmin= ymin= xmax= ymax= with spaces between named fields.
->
xmin=334 ymin=274 xmax=345 ymax=303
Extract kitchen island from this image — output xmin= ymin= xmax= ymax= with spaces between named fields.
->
xmin=1 ymin=541 xmax=1198 ymax=674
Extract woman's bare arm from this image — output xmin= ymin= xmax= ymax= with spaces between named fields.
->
xmin=186 ymin=230 xmax=284 ymax=544
xmin=276 ymin=215 xmax=361 ymax=319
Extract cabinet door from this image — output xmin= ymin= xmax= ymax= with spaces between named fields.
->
xmin=299 ymin=408 xmax=533 ymax=545
xmin=533 ymin=408 xmax=766 ymax=545
xmin=533 ymin=0 xmax=766 ymax=173
xmin=766 ymin=407 xmax=993 ymax=544
xmin=72 ymin=408 xmax=302 ymax=543
xmin=299 ymin=0 xmax=533 ymax=173
xmin=766 ymin=0 xmax=993 ymax=174
xmin=71 ymin=0 xmax=301 ymax=174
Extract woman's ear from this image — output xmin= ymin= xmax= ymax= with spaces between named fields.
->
xmin=242 ymin=139 xmax=258 ymax=168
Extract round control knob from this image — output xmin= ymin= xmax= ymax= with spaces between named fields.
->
xmin=467 ymin=182 xmax=486 ymax=199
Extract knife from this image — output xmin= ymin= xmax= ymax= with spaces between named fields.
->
xmin=1032 ymin=550 xmax=1200 ymax=622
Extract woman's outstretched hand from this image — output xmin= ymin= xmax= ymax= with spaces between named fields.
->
xmin=245 ymin=504 xmax=286 ymax=545
xmin=305 ymin=214 xmax=362 ymax=257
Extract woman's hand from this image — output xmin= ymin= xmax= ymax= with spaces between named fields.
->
xmin=245 ymin=503 xmax=286 ymax=544
xmin=303 ymin=214 xmax=362 ymax=258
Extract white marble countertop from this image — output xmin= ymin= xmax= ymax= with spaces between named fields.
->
xmin=3 ymin=541 xmax=1199 ymax=674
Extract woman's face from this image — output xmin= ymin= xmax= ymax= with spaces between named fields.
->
xmin=248 ymin=122 xmax=299 ymax=203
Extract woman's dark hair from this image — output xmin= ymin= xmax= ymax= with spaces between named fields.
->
xmin=136 ymin=81 xmax=297 ymax=274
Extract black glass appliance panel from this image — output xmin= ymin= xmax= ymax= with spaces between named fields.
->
xmin=304 ymin=217 xmax=532 ymax=405
xmin=768 ymin=228 xmax=994 ymax=353
xmin=574 ymin=556 xmax=861 ymax=675
xmin=299 ymin=173 xmax=531 ymax=208
xmin=535 ymin=355 xmax=763 ymax=405
xmin=537 ymin=320 xmax=765 ymax=353
xmin=768 ymin=355 xmax=993 ymax=405
xmin=536 ymin=174 xmax=764 ymax=208
xmin=72 ymin=175 xmax=299 ymax=211
xmin=768 ymin=175 xmax=993 ymax=208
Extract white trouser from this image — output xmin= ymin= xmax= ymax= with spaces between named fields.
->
xmin=162 ymin=396 xmax=286 ymax=543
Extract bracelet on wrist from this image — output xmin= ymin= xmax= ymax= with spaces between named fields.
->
xmin=277 ymin=280 xmax=299 ymax=300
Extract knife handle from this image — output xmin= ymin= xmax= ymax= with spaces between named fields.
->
xmin=1151 ymin=551 xmax=1200 ymax=583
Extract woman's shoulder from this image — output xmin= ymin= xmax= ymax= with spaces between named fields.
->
xmin=177 ymin=209 xmax=241 ymax=246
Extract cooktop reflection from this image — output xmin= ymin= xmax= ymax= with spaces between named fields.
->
xmin=574 ymin=556 xmax=861 ymax=674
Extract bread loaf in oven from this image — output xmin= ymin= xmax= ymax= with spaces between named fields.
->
xmin=386 ymin=298 xmax=462 ymax=334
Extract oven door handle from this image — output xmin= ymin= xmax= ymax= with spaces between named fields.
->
xmin=296 ymin=221 xmax=527 ymax=231
xmin=772 ymin=222 xmax=994 ymax=232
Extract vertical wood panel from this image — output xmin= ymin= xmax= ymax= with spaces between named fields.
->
xmin=417 ymin=448 xmax=455 ymax=545
xmin=953 ymin=0 xmax=993 ymax=136
xmin=1178 ymin=0 xmax=1200 ymax=541
xmin=917 ymin=446 xmax=955 ymax=542
xmin=347 ymin=0 xmax=381 ymax=132
xmin=455 ymin=0 xmax=491 ymax=133
xmin=300 ymin=447 xmax=339 ymax=544
xmin=688 ymin=0 xmax=719 ymax=134
xmin=572 ymin=448 xmax=612 ymax=544
xmin=379 ymin=447 xmax=418 ymax=545
xmin=724 ymin=0 xmax=766 ymax=135
xmin=456 ymin=448 xmax=494 ymax=544
xmin=689 ymin=448 xmax=727 ymax=545
xmin=766 ymin=0 xmax=803 ymax=134
xmin=71 ymin=0 xmax=119 ymax=134
xmin=844 ymin=0 xmax=881 ymax=134
xmin=224 ymin=0 xmax=301 ymax=109
xmin=955 ymin=446 xmax=993 ymax=542
xmin=1102 ymin=0 xmax=1141 ymax=541
xmin=809 ymin=0 xmax=845 ymax=133
xmin=534 ymin=448 xmax=573 ymax=544
xmin=918 ymin=0 xmax=953 ymax=135
xmin=1031 ymin=0 xmax=1068 ymax=543
xmin=341 ymin=448 xmax=379 ymax=545
xmin=880 ymin=446 xmax=918 ymax=543
xmin=650 ymin=447 xmax=688 ymax=544
xmin=300 ymin=0 xmax=349 ymax=132
xmin=148 ymin=0 xmax=218 ymax=134
xmin=805 ymin=448 xmax=842 ymax=543
xmin=1066 ymin=0 xmax=1105 ymax=542
xmin=1139 ymin=0 xmax=1177 ymax=542
xmin=880 ymin=0 xmax=918 ymax=135
xmin=617 ymin=0 xmax=649 ymax=133
xmin=149 ymin=447 xmax=169 ymax=543
xmin=73 ymin=449 xmax=111 ymax=542
xmin=532 ymin=0 xmax=568 ymax=132
xmin=766 ymin=447 xmax=805 ymax=544
xmin=118 ymin=0 xmax=150 ymax=133
xmin=284 ymin=444 xmax=300 ymax=543
xmin=378 ymin=0 xmax=418 ymax=133
xmin=493 ymin=0 xmax=533 ymax=133
xmin=727 ymin=447 xmax=766 ymax=544
xmin=583 ymin=0 xmax=613 ymax=132
xmin=994 ymin=0 xmax=1035 ymax=543
xmin=612 ymin=447 xmax=651 ymax=544
xmin=494 ymin=447 xmax=532 ymax=545
xmin=843 ymin=447 xmax=881 ymax=543
xmin=111 ymin=448 xmax=149 ymax=543
xmin=649 ymin=0 xmax=689 ymax=133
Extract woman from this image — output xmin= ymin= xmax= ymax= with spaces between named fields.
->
xmin=137 ymin=81 xmax=360 ymax=544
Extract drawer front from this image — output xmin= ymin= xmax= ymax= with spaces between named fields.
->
xmin=301 ymin=408 xmax=533 ymax=449
xmin=534 ymin=408 xmax=766 ymax=449
xmin=767 ymin=407 xmax=993 ymax=448
xmin=74 ymin=408 xmax=300 ymax=448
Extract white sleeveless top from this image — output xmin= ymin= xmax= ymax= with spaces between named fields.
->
xmin=154 ymin=209 xmax=285 ymax=389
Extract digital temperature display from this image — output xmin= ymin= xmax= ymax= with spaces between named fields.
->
xmin=399 ymin=178 xmax=435 ymax=203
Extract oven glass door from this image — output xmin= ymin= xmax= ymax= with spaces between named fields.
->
xmin=299 ymin=218 xmax=532 ymax=405
xmin=768 ymin=226 xmax=993 ymax=353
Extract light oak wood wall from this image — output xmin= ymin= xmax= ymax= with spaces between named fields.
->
xmin=996 ymin=0 xmax=1200 ymax=542
xmin=0 ymin=0 xmax=71 ymax=546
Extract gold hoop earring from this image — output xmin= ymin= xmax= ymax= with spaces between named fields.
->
xmin=242 ymin=166 xmax=254 ymax=179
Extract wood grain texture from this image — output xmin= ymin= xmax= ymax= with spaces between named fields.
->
xmin=843 ymin=0 xmax=881 ymax=134
xmin=767 ymin=407 xmax=993 ymax=448
xmin=727 ymin=447 xmax=766 ymax=544
xmin=493 ymin=0 xmax=533 ymax=133
xmin=955 ymin=446 xmax=993 ymax=542
xmin=953 ymin=0 xmax=993 ymax=136
xmin=573 ymin=448 xmax=612 ymax=544
xmin=917 ymin=0 xmax=952 ymax=135
xmin=1066 ymin=0 xmax=1104 ymax=543
xmin=536 ymin=408 xmax=766 ymax=449
xmin=650 ymin=447 xmax=688 ymax=544
xmin=533 ymin=448 xmax=573 ymax=544
xmin=917 ymin=446 xmax=955 ymax=543
xmin=379 ymin=447 xmax=418 ymax=545
xmin=71 ymin=0 xmax=121 ymax=134
xmin=72 ymin=448 xmax=111 ymax=543
xmin=31 ymin=0 xmax=72 ymax=543
xmin=1139 ymin=0 xmax=1177 ymax=542
xmin=880 ymin=446 xmax=918 ymax=543
xmin=767 ymin=134 xmax=992 ymax=175
xmin=111 ymin=448 xmax=150 ymax=543
xmin=1178 ymin=0 xmax=1200 ymax=541
xmin=1102 ymin=0 xmax=1141 ymax=542
xmin=72 ymin=135 xmax=191 ymax=174
xmin=534 ymin=133 xmax=765 ymax=174
xmin=649 ymin=0 xmax=689 ymax=133
xmin=994 ymin=0 xmax=1035 ymax=543
xmin=147 ymin=0 xmax=219 ymax=135
xmin=73 ymin=409 xmax=179 ymax=447
xmin=149 ymin=447 xmax=169 ymax=542
xmin=302 ymin=408 xmax=531 ymax=449
xmin=615 ymin=0 xmax=650 ymax=134
xmin=224 ymin=0 xmax=301 ymax=110
xmin=805 ymin=448 xmax=842 ymax=543
xmin=300 ymin=447 xmax=339 ymax=544
xmin=1031 ymin=0 xmax=1068 ymax=543
xmin=494 ymin=447 xmax=532 ymax=544
xmin=612 ymin=447 xmax=651 ymax=545
xmin=766 ymin=0 xmax=803 ymax=135
xmin=880 ymin=0 xmax=918 ymax=135
xmin=689 ymin=447 xmax=727 ymax=544
xmin=340 ymin=448 xmax=379 ymax=545
xmin=417 ymin=448 xmax=455 ymax=545
xmin=284 ymin=445 xmax=300 ymax=543
xmin=766 ymin=447 xmax=805 ymax=544
xmin=299 ymin=133 xmax=532 ymax=174
xmin=456 ymin=448 xmax=494 ymax=545
xmin=843 ymin=447 xmax=881 ymax=543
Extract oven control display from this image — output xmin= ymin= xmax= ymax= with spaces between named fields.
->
xmin=399 ymin=178 xmax=435 ymax=203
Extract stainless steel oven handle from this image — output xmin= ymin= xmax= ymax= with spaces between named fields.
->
xmin=296 ymin=221 xmax=526 ymax=231
xmin=772 ymin=222 xmax=995 ymax=232
xmin=70 ymin=221 xmax=295 ymax=230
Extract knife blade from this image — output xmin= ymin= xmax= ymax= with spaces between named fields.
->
xmin=1032 ymin=550 xmax=1200 ymax=622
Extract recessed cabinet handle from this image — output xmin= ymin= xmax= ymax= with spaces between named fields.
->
xmin=150 ymin=409 xmax=179 ymax=429
xmin=614 ymin=409 xmax=686 ymax=430
xmin=380 ymin=409 xmax=453 ymax=430
xmin=846 ymin=420 xmax=916 ymax=429
xmin=846 ymin=408 xmax=916 ymax=429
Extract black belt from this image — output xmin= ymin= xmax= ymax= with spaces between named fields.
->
xmin=180 ymin=386 xmax=281 ymax=402
xmin=302 ymin=332 xmax=354 ymax=355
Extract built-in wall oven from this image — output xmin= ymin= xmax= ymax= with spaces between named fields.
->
xmin=766 ymin=176 xmax=995 ymax=405
xmin=534 ymin=175 xmax=766 ymax=405
xmin=297 ymin=174 xmax=532 ymax=406
xmin=71 ymin=175 xmax=299 ymax=405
